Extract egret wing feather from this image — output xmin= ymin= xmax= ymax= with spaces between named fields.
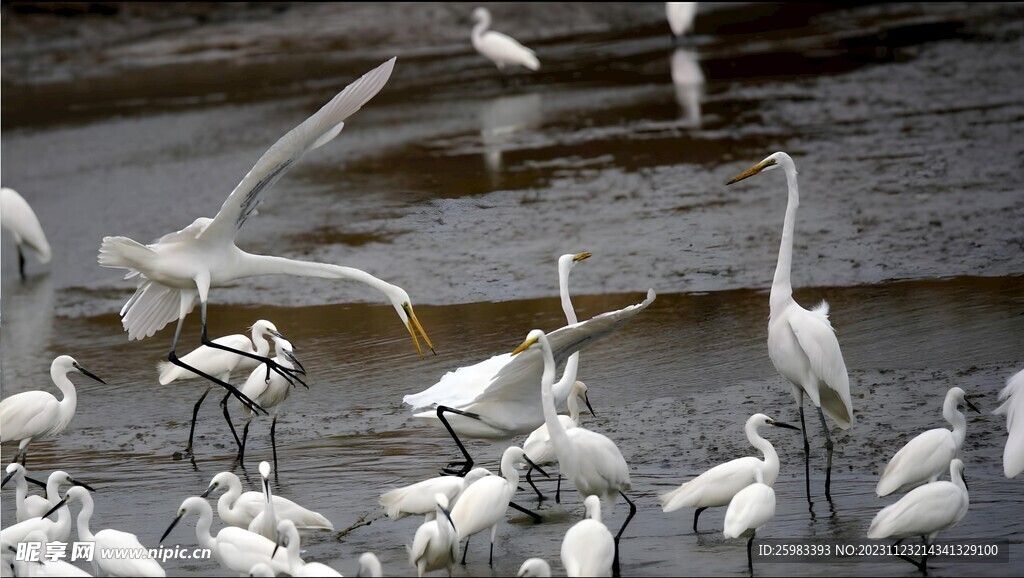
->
xmin=0 ymin=392 xmax=60 ymax=441
xmin=723 ymin=483 xmax=775 ymax=539
xmin=788 ymin=302 xmax=853 ymax=428
xmin=876 ymin=428 xmax=956 ymax=496
xmin=867 ymin=482 xmax=965 ymax=539
xmin=994 ymin=369 xmax=1024 ymax=477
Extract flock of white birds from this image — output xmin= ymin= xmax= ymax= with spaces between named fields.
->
xmin=1 ymin=3 xmax=1022 ymax=577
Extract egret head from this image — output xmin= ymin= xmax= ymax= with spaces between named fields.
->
xmin=511 ymin=329 xmax=546 ymax=355
xmin=573 ymin=381 xmax=596 ymax=416
xmin=54 ymin=355 xmax=106 ymax=385
xmin=726 ymin=151 xmax=795 ymax=185
xmin=251 ymin=320 xmax=282 ymax=339
xmin=201 ymin=471 xmax=237 ymax=497
xmin=162 ymin=497 xmax=207 ymax=543
xmin=357 ymin=552 xmax=383 ymax=578
xmin=518 ymin=558 xmax=552 ymax=577
xmin=558 ymin=252 xmax=591 ymax=281
xmin=472 ymin=7 xmax=491 ymax=22
xmin=388 ymin=287 xmax=435 ymax=357
xmin=949 ymin=387 xmax=980 ymax=413
xmin=259 ymin=461 xmax=272 ymax=479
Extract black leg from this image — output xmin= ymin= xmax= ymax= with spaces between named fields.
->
xmin=799 ymin=404 xmax=812 ymax=503
xmin=612 ymin=492 xmax=637 ymax=578
xmin=170 ymin=350 xmax=266 ymax=416
xmin=525 ymin=466 xmax=545 ymax=503
xmin=460 ymin=536 xmax=470 ymax=565
xmin=435 ymin=406 xmax=481 ymax=476
xmin=818 ymin=407 xmax=834 ymax=501
xmin=201 ymin=326 xmax=306 ymax=389
xmin=237 ymin=418 xmax=252 ymax=468
xmin=508 ymin=501 xmax=543 ymax=523
xmin=270 ymin=414 xmax=279 ymax=474
xmin=185 ymin=386 xmax=212 ymax=456
xmin=219 ymin=392 xmax=243 ymax=451
xmin=693 ymin=507 xmax=707 ymax=533
xmin=17 ymin=246 xmax=26 ymax=280
xmin=556 ymin=474 xmax=562 ymax=504
xmin=488 ymin=539 xmax=493 ymax=566
xmin=746 ymin=531 xmax=756 ymax=573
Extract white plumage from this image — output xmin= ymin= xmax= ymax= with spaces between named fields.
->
xmin=561 ymin=495 xmax=614 ymax=577
xmin=408 ymin=494 xmax=459 ymax=577
xmin=994 ymin=368 xmax=1024 ymax=478
xmin=275 ymin=519 xmax=342 ymax=577
xmin=471 ymin=7 xmax=540 ymax=72
xmin=517 ymin=557 xmax=552 ymax=577
xmin=0 ymin=187 xmax=51 ymax=278
xmin=666 ymin=2 xmax=698 ymax=38
xmin=10 ymin=530 xmax=91 ymax=577
xmin=380 ymin=467 xmax=491 ymax=520
xmin=722 ymin=469 xmax=776 ymax=572
xmin=201 ymin=471 xmax=333 ymax=531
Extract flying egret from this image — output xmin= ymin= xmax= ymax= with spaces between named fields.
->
xmin=518 ymin=558 xmax=552 ymax=577
xmin=994 ymin=368 xmax=1024 ymax=478
xmin=1 ymin=466 xmax=94 ymax=523
xmin=42 ymin=486 xmax=165 ymax=577
xmin=161 ymin=496 xmax=289 ymax=575
xmin=727 ymin=151 xmax=854 ymax=501
xmin=562 ymin=495 xmax=614 ymax=578
xmin=408 ymin=493 xmax=459 ymax=578
xmin=868 ymin=459 xmax=970 ymax=573
xmin=723 ymin=468 xmax=776 ymax=573
xmin=247 ymin=462 xmax=280 ymax=541
xmin=200 ymin=471 xmax=333 ymax=530
xmin=0 ymin=187 xmax=51 ymax=279
xmin=9 ymin=530 xmax=91 ymax=577
xmin=660 ymin=413 xmax=798 ymax=532
xmin=450 ymin=446 xmax=546 ymax=566
xmin=380 ymin=467 xmax=492 ymax=520
xmin=522 ymin=380 xmax=594 ymax=502
xmin=666 ymin=2 xmax=698 ymax=42
xmin=405 ymin=252 xmax=591 ymax=475
xmin=514 ymin=329 xmax=636 ymax=577
xmin=0 ymin=355 xmax=106 ymax=466
xmin=96 ymin=57 xmax=433 ymax=418
xmin=357 ymin=552 xmax=383 ymax=577
xmin=471 ymin=7 xmax=540 ymax=75
xmin=876 ymin=387 xmax=979 ymax=496
xmin=274 ymin=519 xmax=343 ymax=577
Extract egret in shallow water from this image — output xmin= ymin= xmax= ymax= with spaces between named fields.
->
xmin=97 ymin=57 xmax=432 ymax=418
xmin=522 ymin=379 xmax=594 ymax=502
xmin=0 ymin=187 xmax=51 ymax=279
xmin=471 ymin=7 xmax=540 ymax=76
xmin=0 ymin=355 xmax=105 ymax=466
xmin=660 ymin=413 xmax=798 ymax=532
xmin=274 ymin=519 xmax=342 ymax=577
xmin=994 ymin=368 xmax=1024 ymax=478
xmin=727 ymin=151 xmax=854 ymax=502
xmin=723 ymin=468 xmax=776 ymax=573
xmin=666 ymin=2 xmax=698 ymax=42
xmin=200 ymin=471 xmax=333 ymax=531
xmin=408 ymin=493 xmax=459 ymax=577
xmin=380 ymin=467 xmax=492 ymax=520
xmin=876 ymin=387 xmax=979 ymax=496
xmin=1 ymin=466 xmax=94 ymax=523
xmin=562 ymin=495 xmax=614 ymax=578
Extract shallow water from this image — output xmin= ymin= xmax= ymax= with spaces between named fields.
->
xmin=1 ymin=2 xmax=1023 ymax=577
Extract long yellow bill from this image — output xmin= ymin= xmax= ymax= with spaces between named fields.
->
xmin=511 ymin=336 xmax=538 ymax=356
xmin=403 ymin=303 xmax=436 ymax=357
xmin=573 ymin=252 xmax=592 ymax=262
xmin=726 ymin=158 xmax=775 ymax=185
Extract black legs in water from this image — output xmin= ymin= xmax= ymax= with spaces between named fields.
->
xmin=798 ymin=403 xmax=836 ymax=504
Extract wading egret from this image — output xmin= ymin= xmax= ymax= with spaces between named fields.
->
xmin=723 ymin=469 xmax=776 ymax=573
xmin=666 ymin=2 xmax=698 ymax=42
xmin=876 ymin=387 xmax=979 ymax=496
xmin=10 ymin=530 xmax=91 ymax=577
xmin=407 ymin=493 xmax=459 ymax=578
xmin=0 ymin=187 xmax=51 ymax=279
xmin=660 ymin=413 xmax=798 ymax=532
xmin=97 ymin=57 xmax=433 ymax=418
xmin=0 ymin=355 xmax=105 ymax=466
xmin=1 ymin=466 xmax=94 ymax=523
xmin=867 ymin=459 xmax=970 ymax=573
xmin=0 ymin=488 xmax=71 ymax=544
xmin=358 ymin=552 xmax=383 ymax=577
xmin=562 ymin=495 xmax=614 ymax=577
xmin=994 ymin=368 xmax=1024 ymax=478
xmin=380 ymin=467 xmax=492 ymax=520
xmin=471 ymin=7 xmax=540 ymax=74
xmin=518 ymin=558 xmax=552 ymax=577
xmin=248 ymin=462 xmax=280 ymax=540
xmin=42 ymin=486 xmax=165 ymax=577
xmin=274 ymin=519 xmax=342 ymax=577
xmin=522 ymin=380 xmax=594 ymax=502
xmin=727 ymin=151 xmax=854 ymax=501
xmin=200 ymin=471 xmax=333 ymax=531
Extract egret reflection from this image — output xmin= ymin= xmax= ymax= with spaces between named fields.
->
xmin=670 ymin=47 xmax=704 ymax=127
xmin=478 ymin=92 xmax=544 ymax=175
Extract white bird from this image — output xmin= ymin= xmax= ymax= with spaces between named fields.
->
xmin=471 ymin=7 xmax=540 ymax=74
xmin=876 ymin=386 xmax=979 ymax=496
xmin=660 ymin=413 xmax=798 ymax=532
xmin=666 ymin=2 xmax=698 ymax=40
xmin=201 ymin=471 xmax=333 ymax=531
xmin=727 ymin=151 xmax=854 ymax=501
xmin=868 ymin=459 xmax=970 ymax=573
xmin=561 ymin=495 xmax=614 ymax=578
xmin=517 ymin=557 xmax=551 ymax=577
xmin=514 ymin=328 xmax=636 ymax=576
xmin=0 ymin=492 xmax=71 ymax=547
xmin=357 ymin=552 xmax=383 ymax=577
xmin=96 ymin=57 xmax=432 ymax=418
xmin=407 ymin=493 xmax=459 ymax=578
xmin=248 ymin=563 xmax=277 ymax=577
xmin=9 ymin=530 xmax=92 ymax=577
xmin=0 ymin=355 xmax=105 ymax=466
xmin=522 ymin=380 xmax=593 ymax=502
xmin=1 ymin=466 xmax=94 ymax=523
xmin=380 ymin=467 xmax=492 ymax=520
xmin=42 ymin=486 xmax=165 ymax=577
xmin=0 ymin=187 xmax=51 ymax=279
xmin=994 ymin=368 xmax=1024 ymax=478
xmin=723 ymin=469 xmax=776 ymax=573
xmin=161 ymin=496 xmax=289 ymax=575
xmin=248 ymin=462 xmax=281 ymax=541
xmin=274 ymin=519 xmax=342 ymax=577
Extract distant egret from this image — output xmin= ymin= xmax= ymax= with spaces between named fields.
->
xmin=660 ymin=413 xmax=798 ymax=532
xmin=522 ymin=380 xmax=594 ymax=502
xmin=1 ymin=466 xmax=94 ymax=523
xmin=357 ymin=552 xmax=384 ymax=577
xmin=96 ymin=57 xmax=433 ymax=419
xmin=518 ymin=557 xmax=552 ymax=577
xmin=471 ymin=7 xmax=540 ymax=75
xmin=10 ymin=530 xmax=91 ymax=577
xmin=0 ymin=187 xmax=51 ymax=279
xmin=994 ymin=368 xmax=1024 ymax=478
xmin=0 ymin=355 xmax=105 ymax=466
xmin=274 ymin=519 xmax=343 ymax=577
xmin=727 ymin=151 xmax=854 ymax=501
xmin=380 ymin=467 xmax=492 ymax=520
xmin=408 ymin=493 xmax=459 ymax=577
xmin=201 ymin=471 xmax=333 ymax=531
xmin=666 ymin=2 xmax=698 ymax=42
xmin=723 ymin=469 xmax=776 ymax=573
xmin=562 ymin=495 xmax=614 ymax=577
xmin=868 ymin=459 xmax=970 ymax=573
xmin=876 ymin=387 xmax=979 ymax=496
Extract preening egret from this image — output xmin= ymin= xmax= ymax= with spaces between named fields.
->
xmin=407 ymin=493 xmax=459 ymax=578
xmin=471 ymin=7 xmax=540 ymax=74
xmin=727 ymin=151 xmax=854 ymax=501
xmin=97 ymin=57 xmax=433 ymax=418
xmin=562 ymin=495 xmax=614 ymax=578
xmin=994 ymin=368 xmax=1024 ymax=478
xmin=358 ymin=552 xmax=384 ymax=577
xmin=868 ymin=459 xmax=970 ymax=573
xmin=666 ymin=2 xmax=698 ymax=41
xmin=200 ymin=471 xmax=333 ymax=531
xmin=1 ymin=466 xmax=94 ymax=523
xmin=518 ymin=557 xmax=552 ymax=577
xmin=522 ymin=380 xmax=594 ymax=502
xmin=0 ymin=355 xmax=105 ymax=466
xmin=274 ymin=519 xmax=343 ymax=577
xmin=514 ymin=329 xmax=636 ymax=576
xmin=723 ymin=469 xmax=776 ymax=573
xmin=0 ymin=187 xmax=51 ymax=279
xmin=10 ymin=530 xmax=91 ymax=577
xmin=42 ymin=486 xmax=165 ymax=577
xmin=380 ymin=467 xmax=492 ymax=520
xmin=876 ymin=387 xmax=979 ymax=496
xmin=660 ymin=413 xmax=798 ymax=532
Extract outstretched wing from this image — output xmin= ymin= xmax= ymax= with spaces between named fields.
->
xmin=200 ymin=57 xmax=396 ymax=243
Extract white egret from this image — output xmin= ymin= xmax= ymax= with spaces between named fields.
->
xmin=200 ymin=471 xmax=333 ymax=530
xmin=868 ymin=459 xmax=970 ymax=573
xmin=248 ymin=462 xmax=280 ymax=541
xmin=408 ymin=493 xmax=459 ymax=578
xmin=723 ymin=469 xmax=776 ymax=573
xmin=1 ymin=466 xmax=94 ymax=523
xmin=274 ymin=519 xmax=343 ymax=577
xmin=518 ymin=558 xmax=551 ymax=577
xmin=876 ymin=387 xmax=979 ymax=496
xmin=660 ymin=413 xmax=798 ymax=532
xmin=357 ymin=552 xmax=383 ymax=577
xmin=666 ymin=2 xmax=698 ymax=42
xmin=161 ymin=496 xmax=289 ymax=575
xmin=0 ymin=355 xmax=105 ymax=466
xmin=514 ymin=329 xmax=636 ymax=576
xmin=994 ymin=368 xmax=1024 ymax=478
xmin=248 ymin=563 xmax=276 ymax=577
xmin=380 ymin=467 xmax=492 ymax=520
xmin=42 ymin=486 xmax=165 ymax=577
xmin=0 ymin=489 xmax=71 ymax=545
xmin=471 ymin=7 xmax=540 ymax=75
xmin=96 ymin=57 xmax=433 ymax=418
xmin=561 ymin=495 xmax=614 ymax=578
xmin=9 ymin=530 xmax=91 ymax=577
xmin=0 ymin=187 xmax=51 ymax=279
xmin=727 ymin=151 xmax=854 ymax=501
xmin=522 ymin=380 xmax=594 ymax=502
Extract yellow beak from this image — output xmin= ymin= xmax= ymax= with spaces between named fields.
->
xmin=403 ymin=303 xmax=436 ymax=357
xmin=573 ymin=252 xmax=592 ymax=262
xmin=510 ymin=337 xmax=537 ymax=356
xmin=726 ymin=159 xmax=773 ymax=185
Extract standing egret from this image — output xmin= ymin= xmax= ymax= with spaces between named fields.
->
xmin=876 ymin=387 xmax=979 ymax=496
xmin=248 ymin=462 xmax=280 ymax=541
xmin=1 ymin=466 xmax=94 ymax=523
xmin=868 ymin=459 xmax=970 ymax=573
xmin=727 ymin=151 xmax=854 ymax=501
xmin=471 ymin=7 xmax=540 ymax=75
xmin=723 ymin=469 xmax=776 ymax=573
xmin=274 ymin=519 xmax=343 ymax=577
xmin=357 ymin=552 xmax=383 ymax=577
xmin=522 ymin=380 xmax=594 ymax=502
xmin=666 ymin=2 xmax=698 ymax=42
xmin=0 ymin=187 xmax=51 ymax=279
xmin=42 ymin=486 xmax=165 ymax=577
xmin=518 ymin=558 xmax=552 ymax=577
xmin=10 ymin=530 xmax=91 ymax=577
xmin=200 ymin=471 xmax=333 ymax=530
xmin=380 ymin=467 xmax=492 ymax=520
xmin=97 ymin=57 xmax=433 ymax=418
xmin=408 ymin=493 xmax=459 ymax=578
xmin=660 ymin=413 xmax=798 ymax=532
xmin=994 ymin=368 xmax=1024 ymax=478
xmin=562 ymin=495 xmax=614 ymax=578
xmin=0 ymin=355 xmax=105 ymax=466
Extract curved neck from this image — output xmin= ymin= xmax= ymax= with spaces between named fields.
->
xmin=770 ymin=164 xmax=799 ymax=314
xmin=46 ymin=476 xmax=63 ymax=506
xmin=472 ymin=14 xmax=490 ymax=42
xmin=221 ymin=476 xmax=243 ymax=511
xmin=285 ymin=531 xmax=304 ymax=573
xmin=566 ymin=388 xmax=581 ymax=422
xmin=951 ymin=465 xmax=968 ymax=495
xmin=500 ymin=451 xmax=521 ymax=487
xmin=539 ymin=334 xmax=571 ymax=452
xmin=51 ymin=368 xmax=78 ymax=426
xmin=14 ymin=475 xmax=28 ymax=517
xmin=253 ymin=329 xmax=273 ymax=358
xmin=238 ymin=253 xmax=398 ymax=296
xmin=74 ymin=496 xmax=96 ymax=543
xmin=553 ymin=259 xmax=581 ymax=399
xmin=193 ymin=503 xmax=216 ymax=551
xmin=944 ymin=395 xmax=968 ymax=449
xmin=746 ymin=422 xmax=779 ymax=480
